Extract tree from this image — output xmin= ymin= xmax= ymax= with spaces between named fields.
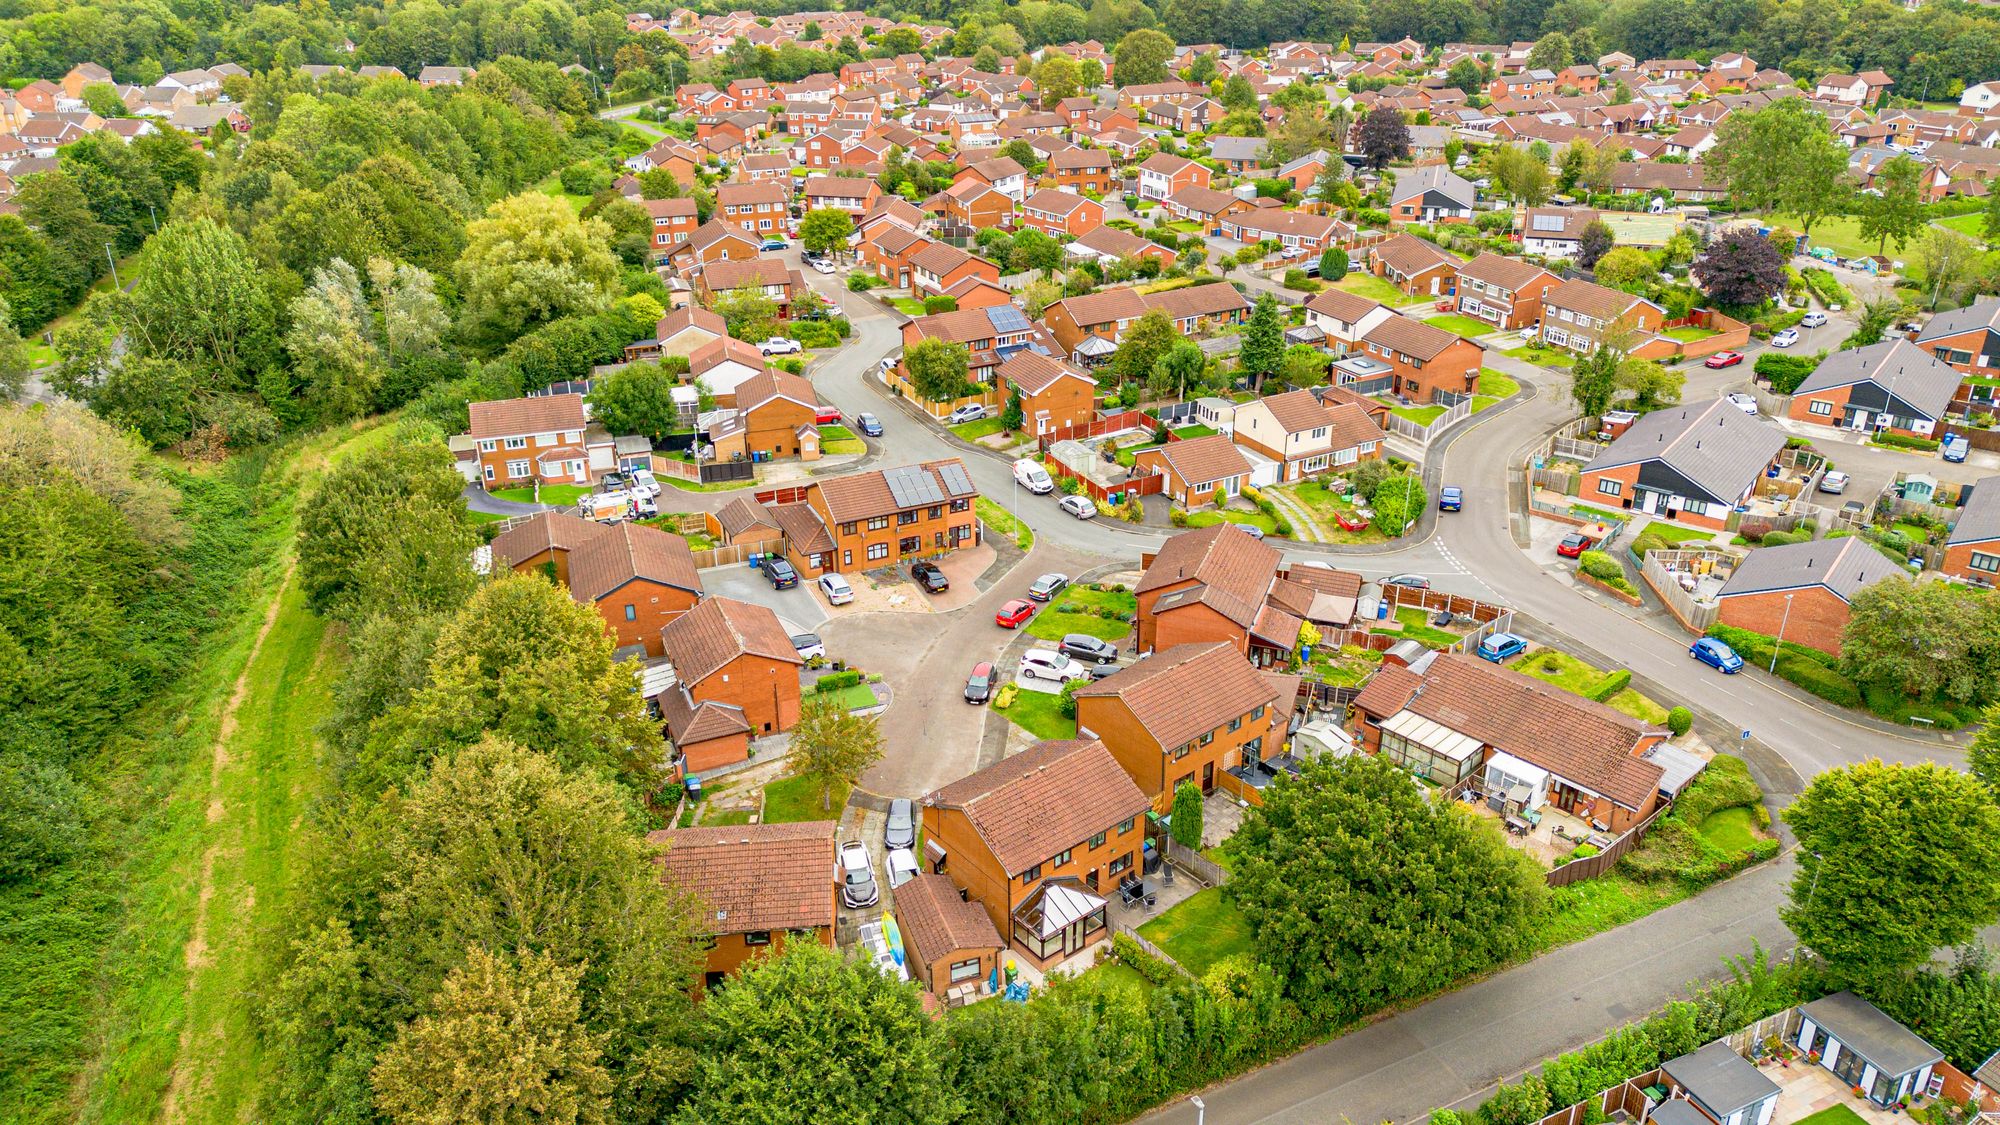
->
xmin=1152 ymin=340 xmax=1206 ymax=402
xmin=1035 ymin=51 xmax=1082 ymax=107
xmin=1615 ymin=358 xmax=1683 ymax=409
xmin=1839 ymin=579 xmax=2000 ymax=706
xmin=1909 ymin=227 xmax=1982 ymax=310
xmin=456 ymin=192 xmax=620 ymax=349
xmin=1444 ymin=58 xmax=1484 ymax=94
xmin=1000 ymin=386 xmax=1024 ymax=432
xmin=1113 ymin=29 xmax=1176 ymax=87
xmin=903 ymin=337 xmax=973 ymax=402
xmin=1489 ymin=145 xmax=1552 ymax=207
xmin=286 ymin=259 xmax=382 ymax=422
xmin=1231 ymin=755 xmax=1548 ymax=1019
xmin=1113 ymin=308 xmax=1177 ymax=384
xmin=678 ymin=942 xmax=957 ymax=1125
xmin=0 ymin=299 xmax=30 ymax=402
xmin=1318 ymin=246 xmax=1349 ymax=280
xmin=1708 ymin=99 xmax=1852 ymax=238
xmin=1782 ymin=761 xmax=2000 ymax=976
xmin=1983 ymin=189 xmax=2000 ymax=243
xmin=712 ymin=290 xmax=780 ymax=342
xmin=296 ymin=429 xmax=473 ymax=622
xmin=368 ymin=259 xmax=450 ymax=367
xmin=1221 ymin=74 xmax=1258 ymax=112
xmin=1857 ymin=155 xmax=1926 ymax=255
xmin=122 ymin=215 xmax=278 ymax=386
xmin=799 ymin=207 xmax=856 ymax=257
xmin=1007 ymin=228 xmax=1064 ymax=275
xmin=1577 ymin=221 xmax=1614 ymax=269
xmin=1841 ymin=298 xmax=1898 ymax=350
xmin=1570 ymin=341 xmax=1620 ymax=419
xmin=1357 ymin=106 xmax=1411 ymax=170
xmin=786 ymin=694 xmax=885 ymax=812
xmin=1238 ymin=293 xmax=1284 ymax=389
xmin=1590 ymin=247 xmax=1656 ymax=293
xmin=1019 ymin=278 xmax=1061 ymax=320
xmin=1526 ymin=31 xmax=1572 ymax=71
xmin=1691 ymin=227 xmax=1786 ymax=308
xmin=372 ymin=947 xmax=613 ymax=1125
xmin=1969 ymin=704 xmax=2000 ymax=794
xmin=588 ymin=362 xmax=684 ymax=443
xmin=1169 ymin=781 xmax=1204 ymax=848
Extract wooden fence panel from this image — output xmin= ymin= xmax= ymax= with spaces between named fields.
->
xmin=1544 ymin=801 xmax=1667 ymax=887
xmin=690 ymin=536 xmax=787 ymax=570
xmin=1165 ymin=839 xmax=1229 ymax=887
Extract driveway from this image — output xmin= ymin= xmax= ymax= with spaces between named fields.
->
xmin=698 ymin=564 xmax=829 ymax=630
xmin=463 ymin=484 xmax=548 ymax=516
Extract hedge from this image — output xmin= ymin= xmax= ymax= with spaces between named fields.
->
xmin=1577 ymin=550 xmax=1624 ymax=583
xmin=1111 ymin=931 xmax=1184 ymax=986
xmin=1586 ymin=669 xmax=1632 ymax=702
xmin=1776 ymin=654 xmax=1863 ymax=708
xmin=1752 ymin=352 xmax=1817 ymax=395
xmin=1702 ymin=624 xmax=1864 ymax=709
xmin=814 ymin=669 xmax=863 ymax=692
xmin=1870 ymin=431 xmax=1940 ymax=451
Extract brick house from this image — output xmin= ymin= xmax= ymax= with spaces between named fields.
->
xmin=666 ymin=220 xmax=762 ymax=273
xmin=894 ymin=873 xmax=1007 ymax=1001
xmin=642 ymin=197 xmax=700 ymax=259
xmin=624 ymin=304 xmax=729 ymax=362
xmin=1049 ymin=146 xmax=1116 ymax=193
xmin=696 ymin=256 xmax=807 ymax=320
xmin=1714 ymin=537 xmax=1898 ymax=656
xmin=1905 ymin=299 xmax=2000 ymax=407
xmin=934 ymin=178 xmax=1014 ymax=230
xmin=909 ymin=241 xmax=1001 ymax=297
xmin=1942 ymin=476 xmax=2000 ymax=585
xmin=1213 ymin=208 xmax=1345 ymax=254
xmin=1454 ymin=252 xmax=1560 ymax=331
xmin=649 ymin=821 xmax=836 ymax=992
xmin=1161 ymin=184 xmax=1247 ymax=230
xmin=800 ymin=174 xmax=881 ymax=217
xmin=1579 ymin=399 xmax=1787 ymax=530
xmin=1064 ymin=224 xmax=1179 ymax=269
xmin=898 ymin=305 xmax=1046 ymax=404
xmin=953 ymin=155 xmax=1028 ymax=202
xmin=658 ymin=595 xmax=805 ymax=747
xmin=1369 ymin=232 xmax=1460 ymax=296
xmin=1305 ymin=288 xmax=1397 ymax=353
xmin=767 ymin=459 xmax=981 ymax=576
xmin=715 ymin=181 xmax=790 ymax=235
xmin=861 ymin=225 xmax=931 ymax=288
xmin=727 ymin=368 xmax=822 ymax=460
xmin=1787 ymin=338 xmax=1960 ymax=439
xmin=1388 ymin=164 xmax=1476 ymax=223
xmin=1017 ymin=188 xmax=1105 ymax=238
xmin=1044 ymin=286 xmax=1148 ymax=358
xmin=1136 ymin=153 xmax=1210 ymax=200
xmin=1350 ymin=653 xmax=1671 ymax=833
xmin=1358 ymin=316 xmax=1484 ymax=403
xmin=1135 ymin=525 xmax=1308 ymax=665
xmin=918 ymin=738 xmax=1149 ymax=967
xmin=466 ymin=393 xmax=601 ymax=488
xmin=1232 ymin=389 xmax=1386 ymax=481
xmin=1520 ymin=206 xmax=1600 ymax=258
xmin=1141 ymin=281 xmax=1252 ymax=338
xmin=1074 ymin=640 xmax=1286 ymax=809
xmin=1539 ymin=279 xmax=1667 ymax=354
xmin=1133 ymin=433 xmax=1254 ymax=508
xmin=489 ymin=512 xmax=704 ymax=656
xmin=996 ymin=350 xmax=1097 ymax=437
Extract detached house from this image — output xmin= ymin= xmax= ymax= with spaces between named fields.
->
xmin=1388 ymin=164 xmax=1476 ymax=223
xmin=1074 ymin=640 xmax=1287 ymax=809
xmin=651 ymin=821 xmax=836 ymax=992
xmin=466 ymin=393 xmax=598 ymax=488
xmin=714 ymin=368 xmax=822 ymax=462
xmin=696 ymin=256 xmax=807 ymax=320
xmin=624 ymin=304 xmax=729 ymax=362
xmin=1232 ymin=389 xmax=1386 ymax=482
xmin=1455 ymin=252 xmax=1560 ymax=331
xmin=1788 ymin=338 xmax=1960 ymax=439
xmin=657 ymin=594 xmax=805 ymax=764
xmin=1136 ymin=153 xmax=1210 ymax=200
xmin=642 ymin=197 xmax=700 ymax=258
xmin=1305 ymin=288 xmax=1396 ymax=353
xmin=1050 ymin=146 xmax=1115 ymax=193
xmin=919 ymin=738 xmax=1150 ymax=967
xmin=1579 ymin=399 xmax=1787 ymax=530
xmin=1912 ymin=297 xmax=2000 ymax=409
xmin=1359 ymin=316 xmax=1484 ymax=403
xmin=1133 ymin=433 xmax=1254 ymax=509
xmin=995 ymin=350 xmax=1097 ymax=436
xmin=1369 ymin=232 xmax=1460 ymax=296
xmin=1135 ymin=524 xmax=1311 ymax=666
xmin=954 ymin=155 xmax=1028 ymax=202
xmin=489 ymin=512 xmax=704 ymax=657
xmin=1714 ymin=537 xmax=1898 ymax=656
xmin=1943 ymin=477 xmax=2000 ymax=585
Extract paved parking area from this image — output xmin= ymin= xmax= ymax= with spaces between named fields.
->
xmin=699 ymin=564 xmax=830 ymax=629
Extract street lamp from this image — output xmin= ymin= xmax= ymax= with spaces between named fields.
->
xmin=104 ymin=242 xmax=120 ymax=289
xmin=1189 ymin=1096 xmax=1205 ymax=1125
xmin=1768 ymin=592 xmax=1793 ymax=675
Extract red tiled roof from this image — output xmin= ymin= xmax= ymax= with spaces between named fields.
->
xmin=468 ymin=393 xmax=587 ymax=440
xmin=649 ymin=820 xmax=837 ymax=934
xmin=1074 ymin=641 xmax=1278 ymax=750
xmin=658 ymin=596 xmax=803 ymax=687
xmin=923 ymin=739 xmax=1148 ymax=876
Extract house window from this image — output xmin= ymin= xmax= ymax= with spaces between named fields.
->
xmin=1118 ymin=817 xmax=1136 ymax=834
xmin=1251 ymin=704 xmax=1265 ymax=721
xmin=504 ymin=436 xmax=527 ymax=450
xmin=950 ymin=957 xmax=983 ymax=983
xmin=950 ymin=498 xmax=971 ymax=512
xmin=1108 ymin=852 xmax=1133 ymax=877
xmin=564 ymin=431 xmax=580 ymax=443
xmin=744 ymin=930 xmax=772 ymax=946
xmin=507 ymin=460 xmax=531 ymax=479
xmin=1051 ymin=848 xmax=1072 ymax=868
xmin=898 ymin=510 xmax=919 ymax=526
xmin=868 ymin=515 xmax=891 ymax=531
xmin=867 ymin=542 xmax=889 ymax=561
xmin=624 ymin=604 xmax=637 ymax=621
xmin=1809 ymin=399 xmax=1834 ymax=417
xmin=1597 ymin=479 xmax=1623 ymax=497
xmin=478 ymin=439 xmax=496 ymax=452
xmin=843 ymin=550 xmax=853 ymax=566
xmin=899 ymin=535 xmax=920 ymax=554
xmin=928 ymin=505 xmax=944 ymax=519
xmin=483 ymin=465 xmax=495 ymax=481
xmin=1971 ymin=551 xmax=2000 ymax=574
xmin=1199 ymin=731 xmax=1213 ymax=746
xmin=1089 ymin=830 xmax=1106 ymax=848
xmin=1021 ymin=863 xmax=1042 ymax=884
xmin=1228 ymin=717 xmax=1242 ymax=733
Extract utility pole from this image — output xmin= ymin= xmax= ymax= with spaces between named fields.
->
xmin=1769 ymin=593 xmax=1793 ymax=674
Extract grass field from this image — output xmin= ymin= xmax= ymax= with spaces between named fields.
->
xmin=1424 ymin=313 xmax=1496 ymax=337
xmin=975 ymin=497 xmax=1033 ymax=551
xmin=491 ymin=483 xmax=592 ymax=505
xmin=1334 ymin=272 xmax=1413 ymax=305
xmin=1137 ymin=888 xmax=1254 ymax=977
xmin=997 ymin=688 xmax=1077 ymax=740
xmin=1699 ymin=806 xmax=1760 ymax=853
xmin=1936 ymin=213 xmax=1990 ymax=242
xmin=763 ymin=773 xmax=848 ymax=823
xmin=1759 ymin=214 xmax=1876 ymax=259
xmin=1026 ymin=584 xmax=1135 ymax=642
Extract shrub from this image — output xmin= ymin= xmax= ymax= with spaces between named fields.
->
xmin=1282 ymin=268 xmax=1320 ymax=291
xmin=1666 ymin=706 xmax=1692 ymax=736
xmin=846 ymin=273 xmax=879 ymax=291
xmin=1752 ymin=352 xmax=1817 ymax=395
xmin=1111 ymin=931 xmax=1182 ymax=986
xmin=1871 ymin=431 xmax=1940 ymax=451
xmin=1777 ymin=655 xmax=1863 ymax=708
xmin=1586 ymin=669 xmax=1632 ymax=702
xmin=1577 ymin=550 xmax=1625 ymax=583
xmin=923 ymin=294 xmax=959 ymax=315
xmin=1758 ymin=530 xmax=1804 ymax=546
xmin=815 ymin=669 xmax=863 ymax=692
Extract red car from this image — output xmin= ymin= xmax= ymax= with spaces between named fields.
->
xmin=995 ymin=598 xmax=1036 ymax=628
xmin=1556 ymin=532 xmax=1597 ymax=558
xmin=1704 ymin=351 xmax=1744 ymax=369
xmin=815 ymin=406 xmax=843 ymax=424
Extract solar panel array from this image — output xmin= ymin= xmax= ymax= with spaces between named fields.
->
xmin=937 ymin=462 xmax=975 ymax=496
xmin=883 ymin=464 xmax=946 ymax=509
xmin=985 ymin=305 xmax=1032 ymax=335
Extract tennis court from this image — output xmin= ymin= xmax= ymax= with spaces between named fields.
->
xmin=1600 ymin=212 xmax=1684 ymax=247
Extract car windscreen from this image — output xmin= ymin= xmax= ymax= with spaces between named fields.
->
xmin=792 ymin=634 xmax=820 ymax=648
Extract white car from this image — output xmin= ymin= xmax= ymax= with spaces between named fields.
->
xmin=1800 ymin=311 xmax=1829 ymax=328
xmin=1818 ymin=470 xmax=1850 ymax=495
xmin=885 ymin=847 xmax=918 ymax=889
xmin=1013 ymin=458 xmax=1054 ymax=494
xmin=1020 ymin=648 xmax=1090 ymax=683
xmin=758 ymin=337 xmax=803 ymax=356
xmin=1726 ymin=392 xmax=1759 ymax=416
xmin=1518 ymin=325 xmax=1541 ymax=342
xmin=1770 ymin=328 xmax=1801 ymax=348
xmin=791 ymin=632 xmax=826 ymax=661
xmin=817 ymin=573 xmax=854 ymax=605
xmin=947 ymin=404 xmax=986 ymax=425
xmin=837 ymin=841 xmax=878 ymax=908
xmin=1058 ymin=494 xmax=1097 ymax=519
xmin=806 ymin=255 xmax=836 ymax=274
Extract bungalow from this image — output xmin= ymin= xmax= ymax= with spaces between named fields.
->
xmin=1044 ymin=286 xmax=1148 ymax=359
xmin=1389 ymin=164 xmax=1476 ymax=224
xmin=909 ymin=241 xmax=1002 ymax=298
xmin=1350 ymin=652 xmax=1672 ymax=832
xmin=1215 ymin=208 xmax=1344 ymax=253
xmin=688 ymin=336 xmax=772 ymax=404
xmin=1520 ymin=206 xmax=1600 ymax=258
xmin=666 ymin=220 xmax=762 ymax=272
xmin=1942 ymin=476 xmax=2000 ymax=585
xmin=1232 ymin=389 xmax=1385 ymax=482
xmin=1358 ymin=316 xmax=1484 ymax=403
xmin=1607 ymin=162 xmax=1726 ymax=201
xmin=1305 ymin=288 xmax=1396 ymax=353
xmin=1074 ymin=640 xmax=1286 ymax=810
xmin=1579 ymin=399 xmax=1787 ymax=530
xmin=624 ymin=304 xmax=729 ymax=362
xmin=1540 ymin=279 xmax=1667 ymax=354
xmin=489 ymin=512 xmax=703 ymax=657
xmin=1794 ymin=992 xmax=1943 ymax=1108
xmin=919 ymin=738 xmax=1150 ymax=967
xmin=695 ymin=257 xmax=806 ymax=320
xmin=996 ymin=350 xmax=1097 ymax=437
xmin=1133 ymin=434 xmax=1254 ymax=509
xmin=1206 ymin=134 xmax=1268 ymax=172
xmin=658 ymin=595 xmax=805 ymax=747
xmin=1136 ymin=152 xmax=1210 ymax=201
xmin=1017 ymin=188 xmax=1104 ymax=238
xmin=1369 ymin=232 xmax=1460 ymax=296
xmin=1161 ymin=184 xmax=1247 ymax=230
xmin=1714 ymin=536 xmax=1898 ymax=656
xmin=1142 ymin=281 xmax=1252 ymax=338
xmin=894 ymin=873 xmax=1007 ymax=1003
xmin=1912 ymin=296 xmax=2000 ymax=408
xmin=1787 ymin=338 xmax=1960 ymax=439
xmin=650 ymin=821 xmax=836 ymax=992
xmin=1455 ymin=252 xmax=1560 ymax=331
xmin=1065 ymin=224 xmax=1178 ymax=269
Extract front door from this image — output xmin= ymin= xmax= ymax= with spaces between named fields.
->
xmin=1848 ymin=409 xmax=1871 ymax=432
xmin=1201 ymin=761 xmax=1215 ymax=794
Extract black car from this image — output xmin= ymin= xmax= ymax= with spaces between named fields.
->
xmin=762 ymin=556 xmax=799 ymax=589
xmin=911 ymin=560 xmax=949 ymax=593
xmin=964 ymin=661 xmax=995 ymax=703
xmin=1059 ymin=633 xmax=1119 ymax=665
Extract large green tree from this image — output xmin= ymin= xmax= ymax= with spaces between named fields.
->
xmin=1238 ymin=293 xmax=1284 ymax=390
xmin=122 ymin=215 xmax=280 ymax=385
xmin=1231 ymin=755 xmax=1547 ymax=1018
xmin=1708 ymin=99 xmax=1852 ymax=237
xmin=1112 ymin=308 xmax=1177 ymax=385
xmin=786 ymin=694 xmax=885 ymax=811
xmin=588 ymin=361 xmax=684 ymax=443
xmin=456 ymin=191 xmax=621 ymax=349
xmin=1781 ymin=760 xmax=2000 ymax=976
xmin=286 ymin=258 xmax=382 ymax=422
xmin=799 ymin=207 xmax=856 ymax=257
xmin=1112 ymin=29 xmax=1175 ymax=86
xmin=1970 ymin=704 xmax=2000 ymax=794
xmin=903 ymin=337 xmax=973 ymax=402
xmin=1569 ymin=340 xmax=1621 ymax=419
xmin=1839 ymin=579 xmax=2000 ymax=707
xmin=296 ymin=426 xmax=474 ymax=622
xmin=1857 ymin=155 xmax=1927 ymax=255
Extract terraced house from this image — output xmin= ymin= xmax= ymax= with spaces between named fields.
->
xmin=765 ymin=459 xmax=982 ymax=576
xmin=1539 ymin=278 xmax=1667 ymax=353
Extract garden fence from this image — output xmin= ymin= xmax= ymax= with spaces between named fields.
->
xmin=1532 ymin=467 xmax=1580 ymax=495
xmin=1544 ymin=801 xmax=1668 ymax=888
xmin=1164 ymin=838 xmax=1229 ymax=888
xmin=1639 ymin=548 xmax=1734 ymax=635
xmin=1528 ymin=1068 xmax=1664 ymax=1125
xmin=690 ymin=536 xmax=787 ymax=570
xmin=1725 ymin=1009 xmax=1803 ymax=1058
xmin=1379 ymin=584 xmax=1510 ymax=623
xmin=1112 ymin=924 xmax=1195 ymax=979
xmin=1380 ymin=396 xmax=1471 ymax=444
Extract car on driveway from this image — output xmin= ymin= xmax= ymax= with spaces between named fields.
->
xmin=1801 ymin=311 xmax=1829 ymax=328
xmin=791 ymin=632 xmax=825 ymax=660
xmin=1518 ymin=325 xmax=1540 ymax=342
xmin=1726 ymin=392 xmax=1759 ymax=416
xmin=837 ymin=840 xmax=878 ymax=908
xmin=1770 ymin=328 xmax=1801 ymax=348
xmin=1058 ymin=494 xmax=1096 ymax=519
xmin=758 ymin=337 xmax=803 ymax=356
xmin=759 ymin=237 xmax=788 ymax=251
xmin=911 ymin=560 xmax=949 ymax=594
xmin=1689 ymin=637 xmax=1744 ymax=674
xmin=1556 ymin=532 xmax=1596 ymax=558
xmin=762 ymin=556 xmax=799 ymax=589
xmin=884 ymin=798 xmax=915 ymax=850
xmin=1439 ymin=486 xmax=1463 ymax=511
xmin=1476 ymin=632 xmax=1528 ymax=662
xmin=1234 ymin=523 xmax=1266 ymax=540
xmin=1027 ymin=573 xmax=1068 ymax=601
xmin=1704 ymin=351 xmax=1745 ymax=369
xmin=856 ymin=412 xmax=883 ymax=437
xmin=815 ymin=406 xmax=843 ymax=424
xmin=1059 ymin=634 xmax=1119 ymax=665
xmin=1020 ymin=648 xmax=1089 ymax=683
xmin=995 ymin=599 xmax=1035 ymax=628
xmin=1818 ymin=470 xmax=1850 ymax=495
xmin=817 ymin=573 xmax=854 ymax=604
xmin=947 ymin=404 xmax=986 ymax=425
xmin=964 ymin=661 xmax=995 ymax=703
xmin=1382 ymin=574 xmax=1431 ymax=590
xmin=807 ymin=255 xmax=837 ymax=275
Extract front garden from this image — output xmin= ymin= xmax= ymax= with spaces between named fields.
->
xmin=1507 ymin=647 xmax=1669 ymax=723
xmin=1025 ymin=583 xmax=1136 ymax=642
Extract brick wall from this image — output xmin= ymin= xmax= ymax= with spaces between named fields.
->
xmin=1715 ymin=585 xmax=1852 ymax=656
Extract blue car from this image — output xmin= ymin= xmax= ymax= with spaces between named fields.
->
xmin=1689 ymin=638 xmax=1743 ymax=673
xmin=1439 ymin=486 xmax=1463 ymax=512
xmin=759 ymin=237 xmax=787 ymax=251
xmin=1476 ymin=632 xmax=1527 ymax=663
xmin=857 ymin=412 xmax=883 ymax=437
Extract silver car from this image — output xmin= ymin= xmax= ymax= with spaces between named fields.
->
xmin=1058 ymin=494 xmax=1097 ymax=519
xmin=837 ymin=840 xmax=878 ymax=908
xmin=884 ymin=798 xmax=915 ymax=850
xmin=1020 ymin=648 xmax=1089 ymax=682
xmin=1818 ymin=470 xmax=1850 ymax=495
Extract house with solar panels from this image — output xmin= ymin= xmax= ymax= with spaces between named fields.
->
xmin=896 ymin=304 xmax=1063 ymax=420
xmin=758 ymin=459 xmax=982 ymax=578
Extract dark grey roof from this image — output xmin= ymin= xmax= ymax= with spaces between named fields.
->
xmin=1799 ymin=992 xmax=1944 ymax=1077
xmin=1582 ymin=399 xmax=1787 ymax=506
xmin=1663 ymin=1041 xmax=1781 ymax=1116
xmin=1914 ymin=296 xmax=2000 ymax=341
xmin=1716 ymin=535 xmax=1896 ymax=604
xmin=1206 ymin=135 xmax=1267 ymax=162
xmin=1794 ymin=339 xmax=1961 ymax=422
xmin=1390 ymin=163 xmax=1475 ymax=207
xmin=1648 ymin=1100 xmax=1711 ymax=1125
xmin=1946 ymin=475 xmax=2000 ymax=546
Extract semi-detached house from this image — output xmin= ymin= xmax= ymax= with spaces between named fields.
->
xmin=1017 ymin=188 xmax=1104 ymax=238
xmin=467 ymin=393 xmax=602 ymax=488
xmin=641 ymin=197 xmax=700 ymax=260
xmin=767 ymin=458 xmax=981 ymax=577
xmin=1231 ymin=388 xmax=1386 ymax=482
xmin=489 ymin=512 xmax=704 ymax=657
xmin=1454 ymin=252 xmax=1560 ymax=331
xmin=715 ymin=181 xmax=789 ymax=235
xmin=1539 ymin=278 xmax=1666 ymax=353
xmin=800 ymin=174 xmax=881 ymax=216
xmin=1136 ymin=153 xmax=1209 ymax=200
xmin=1075 ymin=640 xmax=1287 ymax=810
xmin=1305 ymin=288 xmax=1396 ymax=353
xmin=1358 ymin=316 xmax=1484 ymax=403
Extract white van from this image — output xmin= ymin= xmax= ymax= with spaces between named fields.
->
xmin=1013 ymin=458 xmax=1054 ymax=494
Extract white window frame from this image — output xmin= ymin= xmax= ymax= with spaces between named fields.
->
xmin=507 ymin=459 xmax=531 ymax=479
xmin=504 ymin=436 xmax=527 ymax=450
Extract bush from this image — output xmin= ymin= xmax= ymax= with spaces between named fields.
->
xmin=1666 ymin=706 xmax=1693 ymax=736
xmin=1111 ymin=931 xmax=1181 ymax=986
xmin=815 ymin=669 xmax=863 ymax=692
xmin=1757 ymin=530 xmax=1805 ymax=547
xmin=923 ymin=295 xmax=959 ymax=315
xmin=846 ymin=273 xmax=879 ymax=291
xmin=1586 ymin=668 xmax=1632 ymax=702
xmin=1577 ymin=549 xmax=1625 ymax=583
xmin=1871 ymin=431 xmax=1940 ymax=451
xmin=1281 ymin=268 xmax=1320 ymax=291
xmin=1777 ymin=655 xmax=1863 ymax=708
xmin=1752 ymin=352 xmax=1817 ymax=395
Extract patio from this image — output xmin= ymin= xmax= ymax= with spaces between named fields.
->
xmin=1464 ymin=793 xmax=1608 ymax=869
xmin=1765 ymin=1058 xmax=1912 ymax=1125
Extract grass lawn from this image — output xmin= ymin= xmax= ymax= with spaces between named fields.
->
xmin=1936 ymin=213 xmax=1990 ymax=242
xmin=819 ymin=424 xmax=865 ymax=455
xmin=1137 ymin=888 xmax=1254 ymax=977
xmin=1281 ymin=479 xmax=1390 ymax=544
xmin=1424 ymin=313 xmax=1496 ymax=337
xmin=949 ymin=417 xmax=1008 ymax=441
xmin=1201 ymin=838 xmax=1239 ymax=873
xmin=1477 ymin=368 xmax=1521 ymax=398
xmin=812 ymin=683 xmax=879 ymax=711
xmin=762 ymin=773 xmax=849 ymax=824
xmin=820 ymin=423 xmax=858 ymax=441
xmin=1084 ymin=961 xmax=1156 ymax=996
xmin=1892 ymin=521 xmax=1934 ymax=544
xmin=1026 ymin=584 xmax=1136 ymax=642
xmin=975 ymin=496 xmax=1034 ymax=551
xmin=1306 ymin=644 xmax=1385 ymax=687
xmin=491 ymin=483 xmax=592 ymax=505
xmin=1113 ymin=440 xmax=1161 ymax=467
xmin=1470 ymin=395 xmax=1500 ymax=413
xmin=1172 ymin=423 xmax=1218 ymax=439
xmin=1792 ymin=1107 xmax=1871 ymax=1125
xmin=1501 ymin=344 xmax=1577 ymax=369
xmin=1393 ymin=605 xmax=1461 ymax=648
xmin=1184 ymin=508 xmax=1282 ymax=535
xmin=1663 ymin=325 xmax=1719 ymax=343
xmin=1699 ymin=806 xmax=1760 ymax=854
xmin=1509 ymin=649 xmax=1671 ymax=724
xmin=890 ymin=297 xmax=928 ymax=316
xmin=1761 ymin=214 xmax=1876 ymax=259
xmin=1165 ymin=220 xmax=1202 ymax=233
xmin=1390 ymin=403 xmax=1447 ymax=425
xmin=997 ymin=688 xmax=1078 ymax=740
xmin=1641 ymin=520 xmax=1722 ymax=545
xmin=1532 ymin=872 xmax=1689 ymax=951
xmin=1334 ymin=272 xmax=1412 ymax=305
xmin=466 ymin=507 xmax=509 ymax=525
